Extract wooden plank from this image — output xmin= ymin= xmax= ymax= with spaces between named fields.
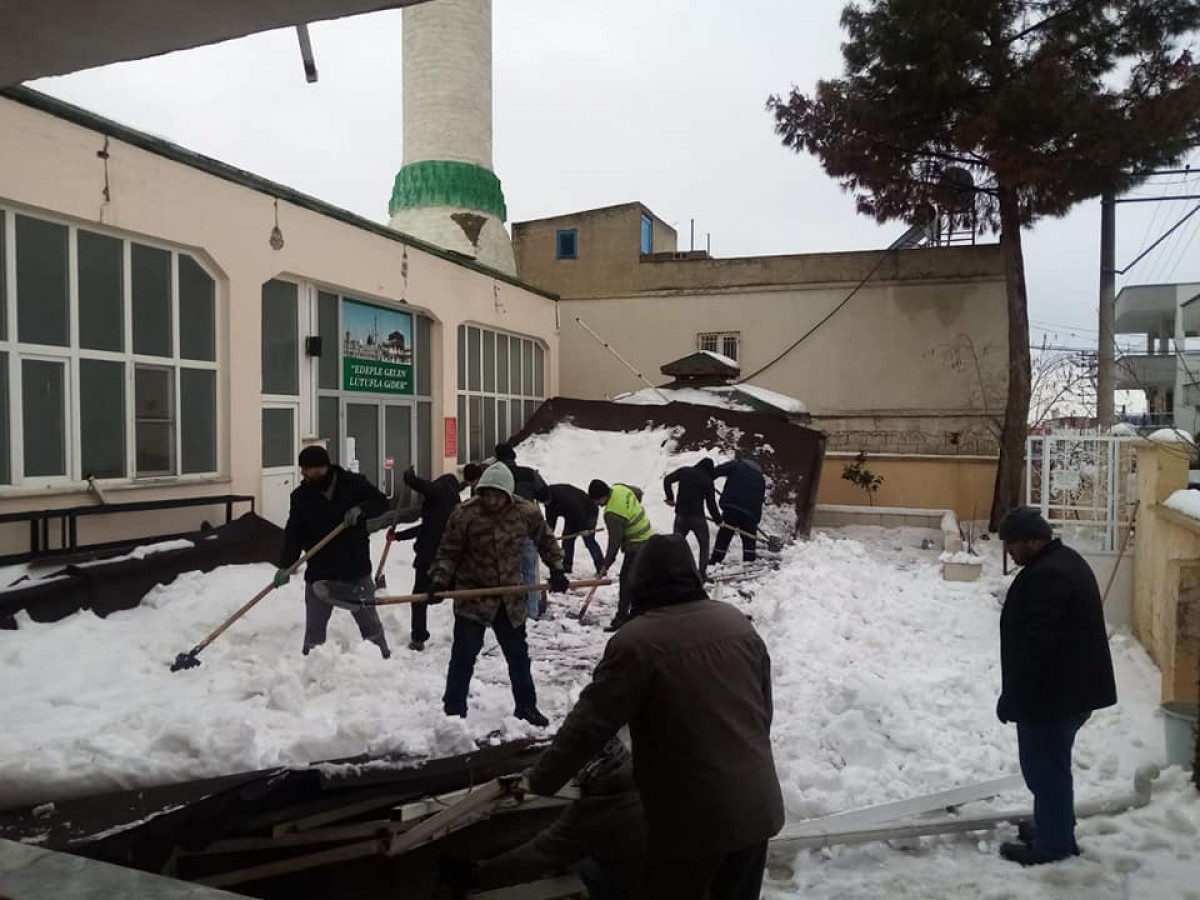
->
xmin=397 ymin=785 xmax=578 ymax=822
xmin=386 ymin=779 xmax=509 ymax=856
xmin=780 ymin=774 xmax=1024 ymax=838
xmin=472 ymin=874 xmax=586 ymax=899
xmin=197 ymin=839 xmax=381 ymax=888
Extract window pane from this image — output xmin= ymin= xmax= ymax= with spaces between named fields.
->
xmin=318 ymin=291 xmax=339 ymax=390
xmin=319 ymin=396 xmax=340 ymax=465
xmin=482 ymin=329 xmax=495 ymax=393
xmin=467 ymin=326 xmax=481 ymax=391
xmin=262 ymin=407 xmax=295 ymax=468
xmin=16 ymin=216 xmax=68 ymax=347
xmin=80 ymin=359 xmax=125 ymax=478
xmin=723 ymin=336 xmax=738 ymax=361
xmin=22 ymin=358 xmax=66 ymax=477
xmin=0 ymin=216 xmax=6 ymax=341
xmin=497 ymin=333 xmax=509 ymax=394
xmin=522 ymin=341 xmax=533 ymax=396
xmin=416 ymin=315 xmax=431 ymax=397
xmin=511 ymin=338 xmax=521 ymax=397
xmin=261 ymin=280 xmax=299 ymax=395
xmin=468 ymin=395 xmax=482 ymax=461
xmin=457 ymin=325 xmax=466 ymax=391
xmin=534 ymin=344 xmax=544 ymax=397
xmin=131 ymin=243 xmax=172 ymax=357
xmin=417 ymin=400 xmax=432 ymax=477
xmin=483 ymin=397 xmax=496 ymax=456
xmin=0 ymin=353 xmax=9 ymax=483
xmin=497 ymin=399 xmax=508 ymax=445
xmin=78 ymin=230 xmax=124 ymax=352
xmin=456 ymin=393 xmax=466 ymax=464
xmin=179 ymin=255 xmax=215 ymax=361
xmin=135 ymin=366 xmax=174 ymax=475
xmin=180 ymin=368 xmax=216 ymax=474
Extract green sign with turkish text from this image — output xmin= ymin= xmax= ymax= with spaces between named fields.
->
xmin=341 ymin=298 xmax=414 ymax=395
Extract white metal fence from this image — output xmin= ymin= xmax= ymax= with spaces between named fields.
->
xmin=1025 ymin=434 xmax=1138 ymax=553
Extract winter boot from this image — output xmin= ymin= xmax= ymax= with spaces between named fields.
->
xmin=604 ymin=615 xmax=628 ymax=633
xmin=515 ymin=706 xmax=549 ymax=727
xmin=999 ymin=842 xmax=1078 ymax=866
xmin=1016 ymin=822 xmax=1079 ymax=856
xmin=408 ymin=639 xmax=425 ymax=652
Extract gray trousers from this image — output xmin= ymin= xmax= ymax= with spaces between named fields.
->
xmin=303 ymin=576 xmax=389 ymax=655
xmin=673 ymin=514 xmax=710 ymax=575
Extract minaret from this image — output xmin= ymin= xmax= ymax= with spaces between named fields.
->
xmin=388 ymin=0 xmax=516 ymax=276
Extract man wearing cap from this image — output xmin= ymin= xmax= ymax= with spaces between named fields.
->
xmin=275 ymin=445 xmax=392 ymax=658
xmin=588 ymin=479 xmax=655 ymax=632
xmin=995 ymin=507 xmax=1117 ymax=866
xmin=526 ymin=534 xmax=783 ymax=899
xmin=430 ymin=462 xmax=569 ymax=725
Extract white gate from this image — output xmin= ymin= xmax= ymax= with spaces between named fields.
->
xmin=1025 ymin=434 xmax=1138 ymax=553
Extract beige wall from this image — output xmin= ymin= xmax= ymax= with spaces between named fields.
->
xmin=1132 ymin=442 xmax=1200 ymax=703
xmin=817 ymin=453 xmax=997 ymax=520
xmin=0 ymin=95 xmax=558 ymax=541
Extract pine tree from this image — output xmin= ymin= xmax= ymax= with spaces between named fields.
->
xmin=768 ymin=0 xmax=1200 ymax=528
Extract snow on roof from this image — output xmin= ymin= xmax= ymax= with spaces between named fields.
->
xmin=1165 ymin=488 xmax=1200 ymax=521
xmin=697 ymin=349 xmax=739 ymax=369
xmin=1109 ymin=423 xmax=1139 ymax=437
xmin=728 ymin=384 xmax=807 ymax=414
xmin=613 ymin=387 xmax=752 ymax=410
xmin=1148 ymin=427 xmax=1195 ymax=445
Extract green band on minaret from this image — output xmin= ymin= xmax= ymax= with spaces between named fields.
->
xmin=389 ymin=160 xmax=508 ymax=221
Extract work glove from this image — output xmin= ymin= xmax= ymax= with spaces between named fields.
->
xmin=272 ymin=568 xmax=291 ymax=589
xmin=427 ymin=580 xmax=449 ymax=606
xmin=665 ymin=498 xmax=675 ymax=508
xmin=343 ymin=505 xmax=364 ymax=528
xmin=548 ymin=570 xmax=570 ymax=594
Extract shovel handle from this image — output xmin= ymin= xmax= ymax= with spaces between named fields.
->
xmin=375 ymin=578 xmax=611 ymax=606
xmin=554 ymin=527 xmax=605 ymax=542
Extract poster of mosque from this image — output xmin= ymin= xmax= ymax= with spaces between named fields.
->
xmin=341 ymin=298 xmax=414 ymax=395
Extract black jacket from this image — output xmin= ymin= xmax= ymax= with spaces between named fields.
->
xmin=998 ymin=540 xmax=1118 ymax=722
xmin=713 ymin=459 xmax=766 ymax=521
xmin=663 ymin=465 xmax=721 ymax=521
xmin=544 ymin=483 xmax=598 ymax=534
xmin=502 ymin=460 xmax=550 ymax=503
xmin=279 ymin=466 xmax=389 ymax=583
xmin=394 ymin=471 xmax=462 ymax=572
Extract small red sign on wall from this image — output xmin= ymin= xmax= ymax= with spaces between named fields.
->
xmin=384 ymin=457 xmax=395 ymax=470
xmin=444 ymin=417 xmax=458 ymax=459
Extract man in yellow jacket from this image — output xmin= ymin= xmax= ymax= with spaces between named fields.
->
xmin=588 ymin=479 xmax=655 ymax=632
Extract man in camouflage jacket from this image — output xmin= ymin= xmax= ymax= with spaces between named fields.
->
xmin=431 ymin=462 xmax=569 ymax=725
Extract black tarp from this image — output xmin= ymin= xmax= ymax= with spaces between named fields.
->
xmin=512 ymin=397 xmax=826 ymax=535
xmin=0 ymin=513 xmax=283 ymax=625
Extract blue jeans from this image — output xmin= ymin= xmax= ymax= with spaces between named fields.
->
xmin=1017 ymin=713 xmax=1090 ymax=858
xmin=443 ymin=608 xmax=536 ymax=716
xmin=521 ymin=539 xmax=540 ymax=620
xmin=562 ymin=533 xmax=604 ymax=573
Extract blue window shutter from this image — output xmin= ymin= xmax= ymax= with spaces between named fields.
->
xmin=640 ymin=215 xmax=653 ymax=254
xmin=556 ymin=229 xmax=578 ymax=260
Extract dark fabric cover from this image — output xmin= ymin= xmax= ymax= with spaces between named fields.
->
xmin=663 ymin=461 xmax=721 ymax=520
xmin=279 ymin=466 xmax=389 ymax=584
xmin=713 ymin=459 xmax=766 ymax=521
xmin=998 ymin=540 xmax=1118 ymax=722
xmin=394 ymin=471 xmax=462 ymax=572
xmin=528 ymin=536 xmax=783 ymax=860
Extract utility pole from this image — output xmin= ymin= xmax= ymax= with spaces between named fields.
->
xmin=1097 ymin=191 xmax=1116 ymax=429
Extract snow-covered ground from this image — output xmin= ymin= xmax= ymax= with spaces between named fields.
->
xmin=1 ymin=424 xmax=1197 ymax=898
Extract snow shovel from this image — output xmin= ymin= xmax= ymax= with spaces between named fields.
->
xmin=553 ymin=526 xmax=605 ymax=542
xmin=373 ymin=578 xmax=611 ymax=607
xmin=373 ymin=530 xmax=396 ymax=590
xmin=709 ymin=517 xmax=784 ymax=553
xmin=169 ymin=522 xmax=347 ymax=672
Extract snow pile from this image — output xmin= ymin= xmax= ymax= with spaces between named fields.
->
xmin=613 ymin=387 xmax=751 ymax=410
xmin=1147 ymin=427 xmax=1195 ymax=446
xmin=697 ymin=349 xmax=739 ymax=369
xmin=732 ymin=384 xmax=807 ymax=414
xmin=1109 ymin=423 xmax=1139 ymax=437
xmin=1163 ymin=488 xmax=1200 ymax=521
xmin=938 ymin=550 xmax=982 ymax=564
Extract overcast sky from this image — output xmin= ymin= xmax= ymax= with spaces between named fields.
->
xmin=29 ymin=0 xmax=1200 ymax=358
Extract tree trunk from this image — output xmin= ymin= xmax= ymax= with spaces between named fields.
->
xmin=989 ymin=186 xmax=1032 ymax=531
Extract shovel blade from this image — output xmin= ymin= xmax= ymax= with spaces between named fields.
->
xmin=170 ymin=651 xmax=201 ymax=672
xmin=374 ymin=572 xmax=387 ymax=590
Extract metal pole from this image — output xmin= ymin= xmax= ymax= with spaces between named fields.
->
xmin=574 ymin=317 xmax=671 ymax=402
xmin=690 ymin=218 xmax=695 ymax=252
xmin=1098 ymin=191 xmax=1116 ymax=429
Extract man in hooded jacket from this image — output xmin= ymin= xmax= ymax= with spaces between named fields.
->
xmin=275 ymin=445 xmax=391 ymax=657
xmin=526 ymin=534 xmax=783 ymax=899
xmin=710 ymin=456 xmax=767 ymax=565
xmin=663 ymin=457 xmax=721 ymax=578
xmin=430 ymin=463 xmax=569 ymax=725
xmin=389 ymin=465 xmax=475 ymax=651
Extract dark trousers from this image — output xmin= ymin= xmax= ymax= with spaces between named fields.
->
xmin=411 ymin=569 xmax=432 ymax=643
xmin=303 ymin=577 xmax=388 ymax=654
xmin=563 ymin=532 xmax=605 ymax=573
xmin=635 ymin=840 xmax=768 ymax=900
xmin=443 ymin=607 xmax=537 ymax=715
xmin=615 ymin=544 xmax=644 ymax=621
xmin=711 ymin=507 xmax=758 ymax=563
xmin=673 ymin=514 xmax=711 ymax=575
xmin=1017 ymin=713 xmax=1090 ymax=858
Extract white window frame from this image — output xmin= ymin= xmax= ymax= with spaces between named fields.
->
xmin=0 ymin=206 xmax=223 ymax=493
xmin=697 ymin=331 xmax=741 ymax=362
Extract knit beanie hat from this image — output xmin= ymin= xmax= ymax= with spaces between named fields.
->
xmin=997 ymin=507 xmax=1054 ymax=542
xmin=476 ymin=462 xmax=515 ymax=499
xmin=587 ymin=479 xmax=610 ymax=500
xmin=298 ymin=445 xmax=330 ymax=468
xmin=463 ymin=463 xmax=484 ymax=482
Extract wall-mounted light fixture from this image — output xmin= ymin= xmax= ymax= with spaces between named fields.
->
xmin=269 ymin=197 xmax=285 ymax=250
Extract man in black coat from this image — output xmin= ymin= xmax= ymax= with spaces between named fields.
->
xmin=709 ymin=456 xmax=766 ymax=565
xmin=275 ymin=445 xmax=391 ymax=658
xmin=527 ymin=535 xmax=783 ymax=899
xmin=663 ymin=458 xmax=722 ymax=578
xmin=389 ymin=465 xmax=475 ymax=652
xmin=545 ymin=483 xmax=605 ymax=575
xmin=995 ymin=507 xmax=1117 ymax=866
